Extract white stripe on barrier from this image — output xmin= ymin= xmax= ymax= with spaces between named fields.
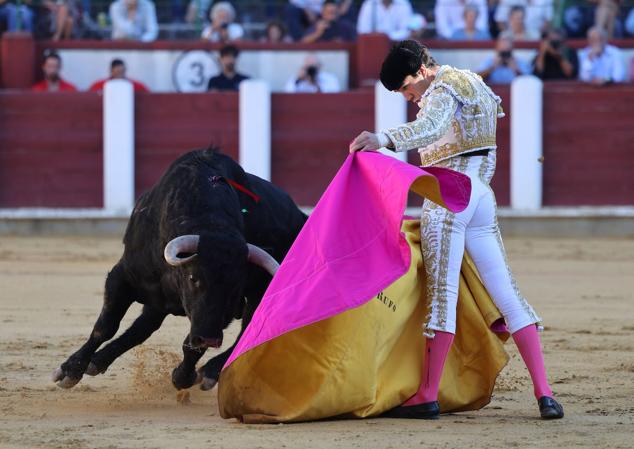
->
xmin=239 ymin=80 xmax=271 ymax=181
xmin=375 ymin=81 xmax=408 ymax=162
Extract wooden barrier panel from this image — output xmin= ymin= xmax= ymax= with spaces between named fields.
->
xmin=0 ymin=92 xmax=102 ymax=208
xmin=543 ymin=82 xmax=634 ymax=206
xmin=134 ymin=93 xmax=240 ymax=197
xmin=271 ymin=91 xmax=374 ymax=206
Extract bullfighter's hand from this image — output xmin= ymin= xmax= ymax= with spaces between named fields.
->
xmin=349 ymin=131 xmax=380 ymax=154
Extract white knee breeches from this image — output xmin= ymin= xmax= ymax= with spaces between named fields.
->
xmin=421 ymin=151 xmax=541 ymax=336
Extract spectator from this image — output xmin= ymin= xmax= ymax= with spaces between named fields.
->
xmin=201 ymin=1 xmax=243 ymax=42
xmin=110 ymin=0 xmax=158 ymax=42
xmin=285 ymin=0 xmax=324 ymax=41
xmin=533 ymin=28 xmax=578 ymax=80
xmin=302 ymin=0 xmax=355 ymax=42
xmin=477 ymin=35 xmax=531 ymax=83
xmin=260 ymin=20 xmax=293 ymax=43
xmin=450 ymin=4 xmax=491 ymax=40
xmin=32 ymin=51 xmax=77 ymax=92
xmin=185 ymin=0 xmax=211 ymax=24
xmin=0 ymin=0 xmax=35 ymax=32
xmin=627 ymin=7 xmax=634 ymax=36
xmin=435 ymin=0 xmax=488 ymax=40
xmin=88 ymin=59 xmax=149 ymax=92
xmin=356 ymin=0 xmax=413 ymax=41
xmin=42 ymin=0 xmax=78 ymax=40
xmin=207 ymin=45 xmax=249 ymax=92
xmin=407 ymin=13 xmax=428 ymax=40
xmin=285 ymin=53 xmax=340 ymax=93
xmin=578 ymin=26 xmax=625 ymax=84
xmin=495 ymin=0 xmax=553 ymax=38
xmin=594 ymin=0 xmax=619 ymax=38
xmin=500 ymin=5 xmax=539 ymax=40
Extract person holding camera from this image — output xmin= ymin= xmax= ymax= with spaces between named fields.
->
xmin=201 ymin=1 xmax=244 ymax=42
xmin=477 ymin=35 xmax=531 ymax=84
xmin=284 ymin=53 xmax=341 ymax=93
xmin=533 ymin=28 xmax=578 ymax=80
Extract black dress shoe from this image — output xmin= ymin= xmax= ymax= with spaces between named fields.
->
xmin=538 ymin=396 xmax=564 ymax=420
xmin=382 ymin=400 xmax=440 ymax=420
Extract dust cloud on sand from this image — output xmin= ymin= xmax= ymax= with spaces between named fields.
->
xmin=0 ymin=236 xmax=633 ymax=449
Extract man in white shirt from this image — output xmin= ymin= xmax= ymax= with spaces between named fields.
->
xmin=110 ymin=0 xmax=158 ymax=42
xmin=434 ymin=0 xmax=488 ymax=40
xmin=356 ymin=0 xmax=413 ymax=41
xmin=578 ymin=26 xmax=625 ymax=85
xmin=285 ymin=54 xmax=341 ymax=93
xmin=494 ymin=0 xmax=553 ymax=38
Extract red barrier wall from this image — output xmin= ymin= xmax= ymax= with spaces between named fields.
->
xmin=271 ymin=91 xmax=374 ymax=205
xmin=134 ymin=93 xmax=239 ymax=197
xmin=543 ymin=82 xmax=634 ymax=206
xmin=0 ymin=92 xmax=102 ymax=207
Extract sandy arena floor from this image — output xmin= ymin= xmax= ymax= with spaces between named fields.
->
xmin=0 ymin=235 xmax=633 ymax=449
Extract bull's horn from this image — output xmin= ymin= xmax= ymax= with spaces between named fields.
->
xmin=247 ymin=244 xmax=280 ymax=276
xmin=164 ymin=235 xmax=200 ymax=266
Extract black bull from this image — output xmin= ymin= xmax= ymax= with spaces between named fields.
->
xmin=53 ymin=149 xmax=307 ymax=391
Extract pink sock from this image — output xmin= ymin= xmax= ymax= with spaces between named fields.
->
xmin=403 ymin=331 xmax=454 ymax=406
xmin=512 ymin=324 xmax=553 ymax=399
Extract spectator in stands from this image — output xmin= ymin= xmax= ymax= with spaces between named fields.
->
xmin=627 ymin=7 xmax=634 ymax=37
xmin=201 ymin=1 xmax=243 ymax=42
xmin=32 ymin=51 xmax=77 ymax=92
xmin=500 ymin=5 xmax=539 ymax=40
xmin=407 ymin=13 xmax=428 ymax=40
xmin=356 ymin=0 xmax=413 ymax=41
xmin=0 ymin=0 xmax=34 ymax=32
xmin=435 ymin=0 xmax=488 ymax=40
xmin=533 ymin=28 xmax=578 ymax=80
xmin=578 ymin=26 xmax=625 ymax=84
xmin=594 ymin=0 xmax=619 ymax=38
xmin=285 ymin=0 xmax=324 ymax=41
xmin=207 ymin=45 xmax=249 ymax=91
xmin=285 ymin=53 xmax=341 ymax=93
xmin=185 ymin=0 xmax=211 ymax=25
xmin=88 ymin=59 xmax=150 ymax=92
xmin=450 ymin=4 xmax=491 ymax=40
xmin=495 ymin=0 xmax=552 ymax=39
xmin=43 ymin=0 xmax=78 ymax=40
xmin=301 ymin=0 xmax=355 ymax=42
xmin=261 ymin=20 xmax=293 ymax=43
xmin=477 ymin=35 xmax=531 ymax=83
xmin=110 ymin=0 xmax=158 ymax=42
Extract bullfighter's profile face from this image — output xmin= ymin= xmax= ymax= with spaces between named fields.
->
xmin=178 ymin=233 xmax=248 ymax=349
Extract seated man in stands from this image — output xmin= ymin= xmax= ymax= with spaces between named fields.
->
xmin=499 ymin=6 xmax=539 ymax=40
xmin=285 ymin=53 xmax=341 ymax=93
xmin=356 ymin=0 xmax=413 ymax=41
xmin=301 ymin=0 xmax=355 ymax=42
xmin=450 ymin=4 xmax=491 ymax=40
xmin=207 ymin=45 xmax=249 ymax=92
xmin=533 ymin=28 xmax=578 ymax=80
xmin=201 ymin=1 xmax=244 ymax=42
xmin=434 ymin=0 xmax=488 ymax=40
xmin=88 ymin=59 xmax=149 ymax=92
xmin=32 ymin=51 xmax=77 ymax=92
xmin=477 ymin=35 xmax=531 ymax=83
xmin=578 ymin=26 xmax=625 ymax=85
xmin=110 ymin=0 xmax=158 ymax=42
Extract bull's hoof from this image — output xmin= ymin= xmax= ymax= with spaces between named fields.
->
xmin=52 ymin=367 xmax=82 ymax=389
xmin=172 ymin=364 xmax=199 ymax=390
xmin=85 ymin=362 xmax=105 ymax=376
xmin=200 ymin=376 xmax=218 ymax=391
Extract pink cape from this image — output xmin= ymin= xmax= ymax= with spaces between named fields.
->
xmin=223 ymin=152 xmax=471 ymax=369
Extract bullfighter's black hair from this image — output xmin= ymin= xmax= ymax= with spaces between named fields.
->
xmin=379 ymin=40 xmax=437 ymax=91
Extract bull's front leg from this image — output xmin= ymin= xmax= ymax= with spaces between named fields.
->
xmin=84 ymin=305 xmax=167 ymax=377
xmin=53 ymin=263 xmax=134 ymax=388
xmin=172 ymin=334 xmax=207 ymax=390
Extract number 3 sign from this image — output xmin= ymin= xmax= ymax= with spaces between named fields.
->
xmin=172 ymin=50 xmax=219 ymax=93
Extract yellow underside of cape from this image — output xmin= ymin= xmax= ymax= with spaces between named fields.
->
xmin=219 ymin=219 xmax=509 ymax=423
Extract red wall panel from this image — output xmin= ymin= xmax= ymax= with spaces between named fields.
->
xmin=0 ymin=92 xmax=102 ymax=207
xmin=543 ymin=83 xmax=634 ymax=206
xmin=271 ymin=91 xmax=374 ymax=206
xmin=134 ymin=93 xmax=239 ymax=197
